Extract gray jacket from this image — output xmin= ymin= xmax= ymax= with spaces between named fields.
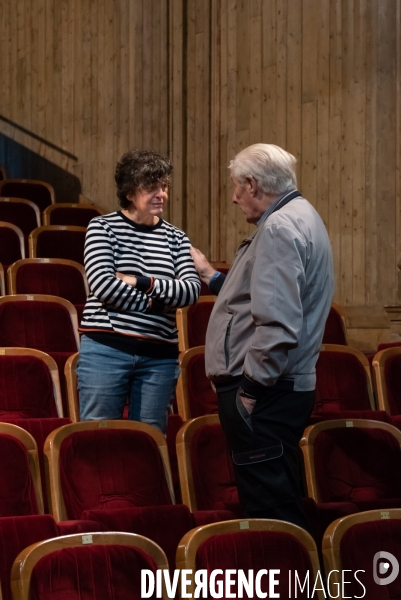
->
xmin=205 ymin=196 xmax=335 ymax=393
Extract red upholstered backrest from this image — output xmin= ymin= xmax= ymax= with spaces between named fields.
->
xmin=322 ymin=307 xmax=347 ymax=344
xmin=49 ymin=207 xmax=100 ymax=226
xmin=187 ymin=302 xmax=214 ymax=348
xmin=29 ymin=545 xmax=159 ymax=600
xmin=0 ymin=515 xmax=59 ymax=600
xmin=339 ymin=519 xmax=401 ymax=600
xmin=36 ymin=230 xmax=85 ymax=264
xmin=196 ymin=531 xmax=314 ymax=599
xmin=0 ymin=301 xmax=77 ymax=352
xmin=0 ymin=434 xmax=39 ymax=516
xmin=0 ymin=202 xmax=37 ymax=236
xmin=15 ymin=263 xmax=87 ymax=304
xmin=384 ymin=355 xmax=401 ymax=416
xmin=82 ymin=505 xmax=195 ymax=570
xmin=186 ymin=354 xmax=218 ymax=418
xmin=59 ymin=429 xmax=173 ymax=519
xmin=0 ymin=182 xmax=51 ymax=211
xmin=190 ymin=424 xmax=239 ymax=511
xmin=314 ymin=427 xmax=401 ymax=503
xmin=0 ymin=226 xmax=22 ymax=266
xmin=3 ymin=418 xmax=71 ymax=513
xmin=315 ymin=351 xmax=371 ymax=412
xmin=378 ymin=342 xmax=401 ymax=352
xmin=0 ymin=355 xmax=58 ymax=418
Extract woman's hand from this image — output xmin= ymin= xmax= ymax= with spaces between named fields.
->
xmin=116 ymin=272 xmax=137 ymax=287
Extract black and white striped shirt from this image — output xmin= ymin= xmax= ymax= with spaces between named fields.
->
xmin=80 ymin=211 xmax=200 ymax=343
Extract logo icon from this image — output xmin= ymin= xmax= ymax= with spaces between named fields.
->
xmin=373 ymin=551 xmax=399 ymax=585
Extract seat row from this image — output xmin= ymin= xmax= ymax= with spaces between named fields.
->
xmin=3 ymin=509 xmax=401 ymax=600
xmin=0 ymin=417 xmax=400 ymax=598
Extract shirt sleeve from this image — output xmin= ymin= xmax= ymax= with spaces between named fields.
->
xmin=240 ymin=218 xmax=307 ymax=395
xmin=84 ymin=219 xmax=152 ymax=312
xmin=135 ymin=234 xmax=201 ymax=308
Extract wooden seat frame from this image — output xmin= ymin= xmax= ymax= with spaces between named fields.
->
xmin=177 ymin=345 xmax=211 ymax=421
xmin=176 ymin=413 xmax=221 ymax=511
xmin=11 ymin=531 xmax=169 ymax=600
xmin=176 ymin=295 xmax=216 ymax=352
xmin=318 ymin=343 xmax=375 ymax=409
xmin=372 ymin=347 xmax=401 ymax=415
xmin=7 ymin=258 xmax=89 ymax=297
xmin=44 ymin=420 xmax=175 ymax=521
xmin=0 ymin=422 xmax=44 ymax=514
xmin=0 ymin=263 xmax=4 ymax=296
xmin=300 ymin=418 xmax=401 ymax=502
xmin=0 ymin=179 xmax=55 ymax=204
xmin=43 ymin=202 xmax=106 ymax=225
xmin=0 ymin=347 xmax=63 ymax=417
xmin=64 ymin=352 xmax=80 ymax=422
xmin=176 ymin=518 xmax=325 ymax=600
xmin=0 ymin=197 xmax=41 ymax=228
xmin=322 ymin=508 xmax=401 ymax=595
xmin=328 ymin=301 xmax=348 ymax=344
xmin=0 ymin=221 xmax=25 ymax=260
xmin=0 ymin=294 xmax=80 ymax=350
xmin=28 ymin=225 xmax=87 ymax=259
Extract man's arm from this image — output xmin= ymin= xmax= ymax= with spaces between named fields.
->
xmin=239 ymin=219 xmax=307 ymax=399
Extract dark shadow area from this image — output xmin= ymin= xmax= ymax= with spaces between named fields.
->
xmin=0 ymin=134 xmax=81 ymax=203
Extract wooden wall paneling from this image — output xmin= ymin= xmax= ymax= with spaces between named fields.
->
xmin=0 ymin=0 xmax=11 ymax=115
xmin=275 ymin=0 xmax=287 ymax=149
xmin=396 ymin=0 xmax=401 ymax=303
xmin=365 ymin=0 xmax=378 ymax=306
xmin=61 ymin=0 xmax=74 ymax=174
xmin=286 ymin=0 xmax=302 ymax=171
xmin=89 ymin=0 xmax=99 ymax=204
xmin=44 ymin=0 xmax=55 ymax=165
xmin=340 ymin=0 xmax=354 ymax=305
xmin=133 ymin=0 xmax=144 ymax=150
xmin=210 ymin=0 xmax=222 ymax=260
xmin=159 ymin=0 xmax=169 ymax=158
xmin=261 ymin=0 xmax=277 ymax=145
xmin=249 ymin=2 xmax=262 ymax=146
xmin=53 ymin=0 xmax=62 ymax=169
xmin=115 ymin=0 xmax=128 ymax=163
xmin=103 ymin=0 xmax=116 ymax=205
xmin=352 ymin=0 xmax=367 ymax=306
xmin=185 ymin=0 xmax=196 ymax=243
xmin=142 ymin=0 xmax=153 ymax=149
xmin=97 ymin=0 xmax=107 ymax=205
xmin=168 ymin=0 xmax=184 ymax=229
xmin=316 ymin=0 xmax=330 ymax=229
xmin=376 ymin=0 xmax=397 ymax=305
xmin=72 ymin=0 xmax=84 ymax=198
xmin=194 ymin=0 xmax=211 ymax=253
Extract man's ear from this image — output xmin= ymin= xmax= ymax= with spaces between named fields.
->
xmin=246 ymin=177 xmax=258 ymax=197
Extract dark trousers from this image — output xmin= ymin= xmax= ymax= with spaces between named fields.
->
xmin=218 ymin=386 xmax=314 ymax=532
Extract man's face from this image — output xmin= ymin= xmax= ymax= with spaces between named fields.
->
xmin=231 ymin=176 xmax=262 ymax=224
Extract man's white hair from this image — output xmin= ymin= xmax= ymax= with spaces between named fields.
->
xmin=229 ymin=143 xmax=297 ymax=196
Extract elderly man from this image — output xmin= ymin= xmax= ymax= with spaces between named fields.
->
xmin=190 ymin=143 xmax=334 ymax=530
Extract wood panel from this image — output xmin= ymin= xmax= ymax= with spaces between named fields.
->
xmin=0 ymin=0 xmax=401 ymax=323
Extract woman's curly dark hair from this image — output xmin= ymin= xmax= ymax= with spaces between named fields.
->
xmin=115 ymin=149 xmax=173 ymax=209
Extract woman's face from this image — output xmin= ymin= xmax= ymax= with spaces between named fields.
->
xmin=127 ymin=183 xmax=168 ymax=222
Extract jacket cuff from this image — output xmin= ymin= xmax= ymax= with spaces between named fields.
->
xmin=209 ymin=272 xmax=226 ymax=295
xmin=136 ymin=276 xmax=153 ymax=292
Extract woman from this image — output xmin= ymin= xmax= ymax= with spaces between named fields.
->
xmin=77 ymin=149 xmax=200 ymax=432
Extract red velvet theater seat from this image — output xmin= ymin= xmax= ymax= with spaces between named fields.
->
xmin=0 ymin=198 xmax=40 ymax=255
xmin=311 ymin=344 xmax=387 ymax=423
xmin=323 ymin=508 xmax=401 ymax=600
xmin=0 ymin=179 xmax=55 ymax=212
xmin=0 ymin=294 xmax=80 ymax=415
xmin=81 ymin=504 xmax=234 ymax=571
xmin=176 ymin=519 xmax=325 ymax=600
xmin=43 ymin=202 xmax=106 ymax=226
xmin=11 ymin=532 xmax=169 ymax=600
xmin=0 ymin=348 xmax=63 ymax=418
xmin=176 ymin=414 xmax=242 ymax=515
xmin=29 ymin=225 xmax=86 ymax=265
xmin=44 ymin=421 xmax=175 ymax=521
xmin=0 ymin=515 xmax=105 ymax=600
xmin=0 ymin=221 xmax=25 ymax=276
xmin=301 ymin=419 xmax=401 ymax=512
xmin=0 ymin=423 xmax=44 ymax=516
xmin=322 ymin=302 xmax=348 ymax=345
xmin=176 ymin=346 xmax=218 ymax=420
xmin=8 ymin=258 xmax=88 ymax=322
xmin=176 ymin=296 xmax=215 ymax=352
xmin=374 ymin=347 xmax=401 ymax=429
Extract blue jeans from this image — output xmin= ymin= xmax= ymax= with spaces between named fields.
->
xmin=76 ymin=335 xmax=179 ymax=433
